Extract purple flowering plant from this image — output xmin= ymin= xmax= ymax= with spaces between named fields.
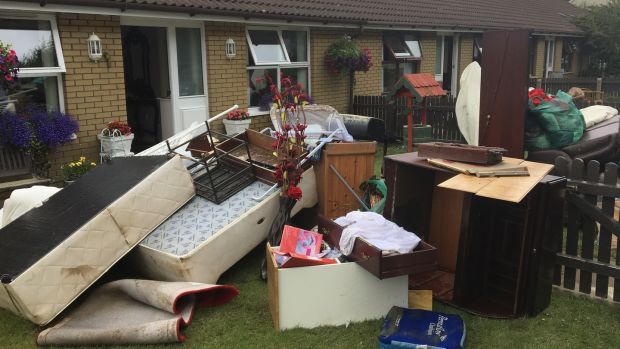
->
xmin=0 ymin=107 xmax=78 ymax=160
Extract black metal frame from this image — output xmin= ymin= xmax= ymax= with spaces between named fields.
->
xmin=166 ymin=121 xmax=256 ymax=204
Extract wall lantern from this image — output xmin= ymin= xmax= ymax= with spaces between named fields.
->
xmin=225 ymin=38 xmax=236 ymax=59
xmin=87 ymin=32 xmax=103 ymax=62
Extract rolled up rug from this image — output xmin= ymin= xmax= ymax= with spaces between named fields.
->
xmin=37 ymin=279 xmax=238 ymax=346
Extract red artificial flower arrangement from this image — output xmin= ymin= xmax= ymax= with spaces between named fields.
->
xmin=270 ymin=73 xmax=309 ymax=200
xmin=528 ymin=88 xmax=553 ymax=107
xmin=106 ymin=120 xmax=132 ymax=135
xmin=226 ymin=110 xmax=250 ymax=120
xmin=0 ymin=41 xmax=20 ymax=89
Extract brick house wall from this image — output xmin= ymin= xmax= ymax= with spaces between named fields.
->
xmin=418 ymin=33 xmax=437 ymax=75
xmin=554 ymin=38 xmax=564 ymax=73
xmin=458 ymin=34 xmax=475 ymax=90
xmin=309 ymin=28 xmax=353 ymax=113
xmin=204 ymin=22 xmax=252 ymax=133
xmin=353 ymin=31 xmax=383 ymax=96
xmin=50 ymin=13 xmax=126 ymax=181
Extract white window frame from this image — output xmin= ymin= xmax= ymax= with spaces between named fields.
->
xmin=384 ymin=33 xmax=422 ymax=60
xmin=545 ymin=37 xmax=555 ymax=77
xmin=0 ymin=13 xmax=66 ymax=112
xmin=246 ymin=27 xmax=310 ymax=115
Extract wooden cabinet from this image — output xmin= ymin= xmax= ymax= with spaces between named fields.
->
xmin=314 ymin=142 xmax=376 ymax=219
xmin=383 ymin=153 xmax=565 ymax=317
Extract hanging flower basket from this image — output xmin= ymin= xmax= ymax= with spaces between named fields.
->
xmin=98 ymin=128 xmax=134 ymax=157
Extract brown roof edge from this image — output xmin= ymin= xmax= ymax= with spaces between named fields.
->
xmin=25 ymin=0 xmax=584 ymax=36
xmin=26 ymin=0 xmax=369 ymax=27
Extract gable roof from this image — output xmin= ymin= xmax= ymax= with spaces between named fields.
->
xmin=27 ymin=0 xmax=584 ymax=34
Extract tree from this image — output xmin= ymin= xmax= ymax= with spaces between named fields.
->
xmin=575 ymin=0 xmax=620 ymax=76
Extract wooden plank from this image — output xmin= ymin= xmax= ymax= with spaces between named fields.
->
xmin=438 ymin=158 xmax=552 ymax=203
xmin=564 ymin=159 xmax=584 ymax=291
xmin=475 ymin=161 xmax=553 ymax=203
xmin=429 ymin=173 xmax=465 ymax=272
xmin=556 ymin=253 xmax=620 ymax=279
xmin=596 ymin=163 xmax=617 ymax=298
xmin=266 ymin=243 xmax=280 ymax=331
xmin=323 ymin=141 xmax=376 ymax=156
xmin=553 ymin=157 xmax=570 ymax=286
xmin=579 ymin=161 xmax=600 ymax=294
xmin=408 ymin=290 xmax=433 ymax=311
xmin=437 ymin=174 xmax=493 ymax=194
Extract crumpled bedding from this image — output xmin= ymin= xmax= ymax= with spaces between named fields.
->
xmin=580 ymin=105 xmax=618 ymax=128
xmin=334 ymin=211 xmax=421 ymax=256
xmin=1 ymin=185 xmax=60 ymax=228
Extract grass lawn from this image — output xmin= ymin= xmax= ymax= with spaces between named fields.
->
xmin=1 ymin=245 xmax=619 ymax=349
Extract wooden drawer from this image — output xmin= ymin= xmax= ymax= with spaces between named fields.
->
xmin=318 ymin=215 xmax=437 ymax=280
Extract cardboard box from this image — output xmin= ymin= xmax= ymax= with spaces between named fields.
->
xmin=267 ymin=244 xmax=408 ymax=330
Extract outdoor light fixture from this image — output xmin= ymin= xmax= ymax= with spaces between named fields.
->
xmin=87 ymin=32 xmax=103 ymax=62
xmin=225 ymin=38 xmax=236 ymax=59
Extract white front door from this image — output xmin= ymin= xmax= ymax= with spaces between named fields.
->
xmin=121 ymin=18 xmax=209 ymax=139
xmin=167 ymin=25 xmax=209 ymax=138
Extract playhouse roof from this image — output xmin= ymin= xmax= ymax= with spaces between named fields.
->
xmin=387 ymin=73 xmax=447 ymax=100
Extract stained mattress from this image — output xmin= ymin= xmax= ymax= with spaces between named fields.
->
xmin=130 ymin=167 xmax=318 ymax=284
xmin=0 ymin=156 xmax=195 ymax=325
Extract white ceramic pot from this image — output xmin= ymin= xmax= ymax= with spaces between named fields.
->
xmin=222 ymin=118 xmax=251 ymax=135
xmin=98 ymin=132 xmax=134 ymax=157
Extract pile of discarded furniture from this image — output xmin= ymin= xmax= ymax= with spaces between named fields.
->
xmin=0 ymin=99 xmax=566 ymax=348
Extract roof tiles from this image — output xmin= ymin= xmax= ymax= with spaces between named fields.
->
xmin=35 ymin=0 xmax=584 ymax=34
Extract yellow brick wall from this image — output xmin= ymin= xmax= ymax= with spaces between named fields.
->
xmin=353 ymin=30 xmax=382 ymax=96
xmin=534 ymin=37 xmax=546 ymax=78
xmin=310 ymin=28 xmax=351 ymax=112
xmin=554 ymin=38 xmax=563 ymax=73
xmin=419 ymin=33 xmax=437 ymax=74
xmin=51 ymin=13 xmax=126 ymax=181
xmin=204 ymin=22 xmax=251 ymax=133
xmin=458 ymin=35 xmax=474 ymax=89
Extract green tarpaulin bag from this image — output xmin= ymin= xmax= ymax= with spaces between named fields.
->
xmin=360 ymin=177 xmax=387 ymax=215
xmin=525 ymin=90 xmax=586 ymax=151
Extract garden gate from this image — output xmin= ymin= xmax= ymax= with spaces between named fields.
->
xmin=553 ymin=157 xmax=620 ymax=302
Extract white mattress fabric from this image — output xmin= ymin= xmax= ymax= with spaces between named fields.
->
xmin=142 ymin=181 xmax=271 ymax=256
xmin=580 ymin=105 xmax=618 ymax=128
xmin=334 ymin=211 xmax=421 ymax=256
xmin=0 ymin=156 xmax=195 ymax=325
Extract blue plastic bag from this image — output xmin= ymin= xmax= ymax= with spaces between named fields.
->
xmin=378 ymin=307 xmax=466 ymax=349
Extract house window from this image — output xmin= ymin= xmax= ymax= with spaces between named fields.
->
xmin=561 ymin=39 xmax=577 ymax=73
xmin=246 ymin=28 xmax=309 ymax=111
xmin=473 ymin=36 xmax=482 ymax=62
xmin=528 ymin=36 xmax=537 ymax=77
xmin=176 ymin=27 xmax=204 ymax=97
xmin=382 ymin=33 xmax=421 ymax=92
xmin=0 ymin=15 xmax=65 ymax=112
xmin=544 ymin=38 xmax=555 ymax=77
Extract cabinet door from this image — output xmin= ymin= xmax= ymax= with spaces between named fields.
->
xmin=479 ymin=30 xmax=530 ymax=157
xmin=521 ymin=176 xmax=566 ymax=316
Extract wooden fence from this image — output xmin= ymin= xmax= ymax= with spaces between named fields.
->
xmin=352 ymin=95 xmax=465 ymax=143
xmin=553 ymin=157 xmax=620 ymax=302
xmin=530 ymin=77 xmax=620 ymax=95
